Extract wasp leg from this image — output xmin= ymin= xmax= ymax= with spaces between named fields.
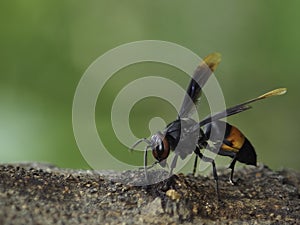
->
xmin=228 ymin=157 xmax=237 ymax=185
xmin=193 ymin=154 xmax=198 ymax=176
xmin=169 ymin=154 xmax=179 ymax=176
xmin=194 ymin=147 xmax=220 ymax=200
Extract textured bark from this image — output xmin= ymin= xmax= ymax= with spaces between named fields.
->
xmin=0 ymin=163 xmax=299 ymax=225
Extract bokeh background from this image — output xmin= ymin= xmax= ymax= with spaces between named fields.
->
xmin=0 ymin=1 xmax=299 ymax=172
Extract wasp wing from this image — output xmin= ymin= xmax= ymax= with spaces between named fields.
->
xmin=178 ymin=53 xmax=221 ymax=118
xmin=199 ymin=88 xmax=287 ymax=127
xmin=199 ymin=105 xmax=252 ymax=127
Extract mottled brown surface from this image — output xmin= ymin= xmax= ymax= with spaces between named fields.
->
xmin=0 ymin=163 xmax=299 ymax=225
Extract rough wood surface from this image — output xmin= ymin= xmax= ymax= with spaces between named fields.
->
xmin=0 ymin=163 xmax=299 ymax=225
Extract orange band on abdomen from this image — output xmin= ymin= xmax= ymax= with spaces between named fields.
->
xmin=221 ymin=126 xmax=245 ymax=152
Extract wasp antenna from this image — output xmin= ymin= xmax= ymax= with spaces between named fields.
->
xmin=258 ymin=88 xmax=287 ymax=99
xmin=129 ymin=138 xmax=151 ymax=152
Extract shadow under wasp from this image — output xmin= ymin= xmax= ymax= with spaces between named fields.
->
xmin=131 ymin=52 xmax=286 ymax=199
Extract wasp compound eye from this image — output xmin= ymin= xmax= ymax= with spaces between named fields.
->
xmin=151 ymin=134 xmax=170 ymax=162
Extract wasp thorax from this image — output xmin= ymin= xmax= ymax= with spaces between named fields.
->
xmin=150 ymin=132 xmax=170 ymax=162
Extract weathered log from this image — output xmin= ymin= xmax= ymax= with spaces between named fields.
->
xmin=0 ymin=163 xmax=299 ymax=224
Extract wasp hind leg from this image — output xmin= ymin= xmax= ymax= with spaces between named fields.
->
xmin=192 ymin=154 xmax=198 ymax=176
xmin=228 ymin=157 xmax=237 ymax=185
xmin=194 ymin=147 xmax=220 ymax=201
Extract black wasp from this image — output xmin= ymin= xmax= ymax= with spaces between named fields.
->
xmin=131 ymin=53 xmax=286 ymax=199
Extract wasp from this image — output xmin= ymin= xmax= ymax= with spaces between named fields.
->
xmin=131 ymin=53 xmax=286 ymax=199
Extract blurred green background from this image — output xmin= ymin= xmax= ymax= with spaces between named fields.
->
xmin=0 ymin=1 xmax=299 ymax=171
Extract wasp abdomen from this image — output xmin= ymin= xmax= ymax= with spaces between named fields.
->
xmin=222 ymin=123 xmax=257 ymax=166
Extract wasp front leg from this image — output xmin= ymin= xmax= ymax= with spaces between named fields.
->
xmin=143 ymin=145 xmax=149 ymax=183
xmin=169 ymin=154 xmax=179 ymax=176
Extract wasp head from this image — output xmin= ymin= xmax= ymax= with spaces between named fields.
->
xmin=150 ymin=132 xmax=170 ymax=165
